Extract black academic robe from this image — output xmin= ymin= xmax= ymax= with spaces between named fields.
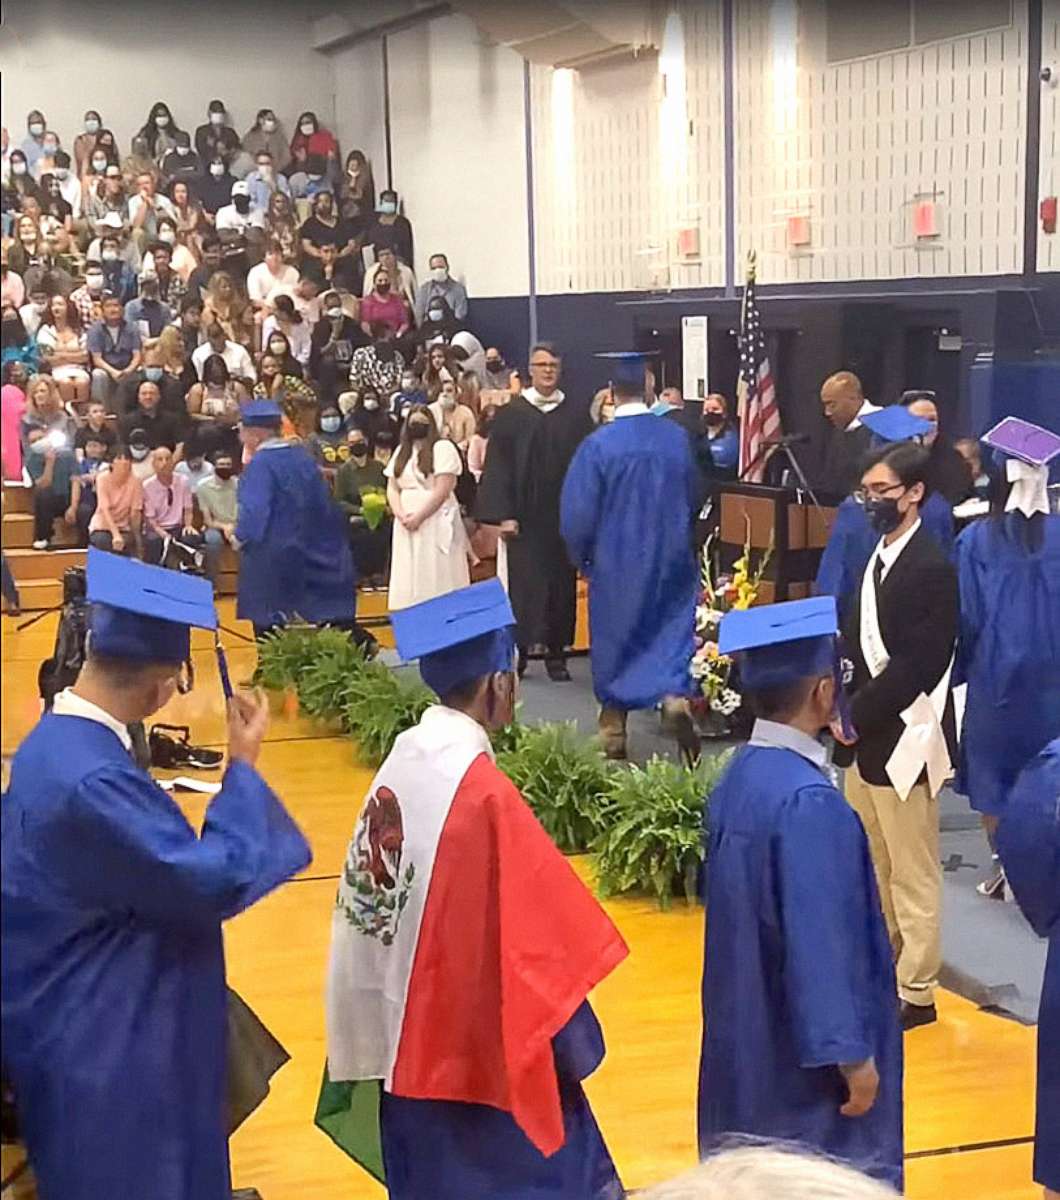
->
xmin=476 ymin=394 xmax=592 ymax=653
xmin=819 ymin=423 xmax=873 ymax=498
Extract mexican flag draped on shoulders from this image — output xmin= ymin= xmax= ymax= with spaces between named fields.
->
xmin=318 ymin=580 xmax=628 ymax=1200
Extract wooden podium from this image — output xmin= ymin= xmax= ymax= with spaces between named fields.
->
xmin=717 ymin=484 xmax=837 ymax=603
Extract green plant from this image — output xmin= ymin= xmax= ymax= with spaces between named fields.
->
xmin=252 ymin=624 xmax=324 ymax=692
xmin=342 ymin=663 xmax=434 ymax=766
xmin=296 ymin=634 xmax=376 ymax=719
xmin=592 ymin=750 xmax=733 ymax=910
xmin=495 ymin=722 xmax=614 ymax=853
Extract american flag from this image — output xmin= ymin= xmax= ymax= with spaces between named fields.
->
xmin=736 ymin=253 xmax=781 ymax=481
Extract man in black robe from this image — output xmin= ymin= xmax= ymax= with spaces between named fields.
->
xmin=817 ymin=371 xmax=879 ymax=497
xmin=476 ymin=343 xmax=592 ymax=681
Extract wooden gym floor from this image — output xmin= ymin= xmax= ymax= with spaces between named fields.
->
xmin=0 ymin=601 xmax=1041 ymax=1198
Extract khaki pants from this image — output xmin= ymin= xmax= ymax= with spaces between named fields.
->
xmin=845 ymin=761 xmax=941 ymax=1007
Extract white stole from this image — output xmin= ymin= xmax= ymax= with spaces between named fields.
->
xmin=859 ymin=543 xmax=953 ymax=800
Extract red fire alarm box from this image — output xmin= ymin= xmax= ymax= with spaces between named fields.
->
xmin=914 ymin=200 xmax=939 ymax=238
xmin=677 ymin=226 xmax=700 ymax=259
xmin=1042 ymin=196 xmax=1058 ymax=235
xmin=786 ymin=215 xmax=811 ymax=247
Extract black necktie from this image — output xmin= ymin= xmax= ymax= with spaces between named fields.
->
xmin=873 ymin=556 xmax=885 ymax=597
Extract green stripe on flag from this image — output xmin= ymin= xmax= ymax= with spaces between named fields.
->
xmin=314 ymin=1065 xmax=385 ymax=1184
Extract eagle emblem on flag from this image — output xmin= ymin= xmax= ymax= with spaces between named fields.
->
xmin=338 ymin=785 xmax=416 ymax=945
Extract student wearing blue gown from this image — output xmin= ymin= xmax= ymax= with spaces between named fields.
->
xmin=816 ymin=406 xmax=955 ymax=621
xmin=1 ymin=550 xmax=311 ymax=1200
xmin=236 ymin=397 xmax=357 ymax=637
xmin=699 ymin=597 xmax=903 ymax=1190
xmin=997 ymin=740 xmax=1060 ymax=1199
xmin=953 ymin=421 xmax=1060 ymax=898
xmin=560 ymin=353 xmax=700 ymax=762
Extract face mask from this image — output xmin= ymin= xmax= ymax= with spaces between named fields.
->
xmin=187 ymin=458 xmax=203 ymax=472
xmin=428 ymin=309 xmax=444 ymax=323
xmin=363 ymin=397 xmax=379 ymax=412
xmin=215 ymin=466 xmax=234 ymax=480
xmin=300 ymin=122 xmax=315 ymax=136
xmin=704 ymin=412 xmax=724 ymax=428
xmin=262 ymin=119 xmax=276 ymax=132
xmin=175 ymin=145 xmax=190 ymax=156
xmin=485 ymin=359 xmax=503 ymax=373
xmin=29 ymin=439 xmax=48 ymax=455
xmin=380 ymin=200 xmax=397 ymax=215
xmin=155 ymin=115 xmax=170 ymax=128
xmin=209 ymin=112 xmax=224 ymax=126
xmin=210 ymin=163 xmax=224 ymax=178
xmin=407 ymin=421 xmax=430 ymax=439
xmin=29 ymin=123 xmax=44 ymax=137
xmin=321 ymin=416 xmax=341 ymax=433
xmin=863 ymin=494 xmax=904 ymax=536
xmin=92 ymin=156 xmax=107 ymax=172
xmin=349 ymin=441 xmax=367 ymax=457
xmin=144 ymin=366 xmax=163 ymax=381
xmin=85 ymin=118 xmax=100 ymax=133
xmin=130 ymin=445 xmax=149 ymax=460
xmin=401 ymin=378 xmax=418 ymax=393
xmin=376 ymin=281 xmax=390 ymax=294
xmin=54 ymin=167 xmax=69 ymax=180
xmin=440 ymin=394 xmax=456 ymax=410
xmin=43 ymin=141 xmax=58 ymax=155
xmin=12 ymin=162 xmax=27 ymax=176
xmin=31 ymin=300 xmax=47 ymax=313
xmin=233 ymin=196 xmax=250 ymax=213
xmin=268 ymin=341 xmax=286 ymax=356
xmin=159 ymin=229 xmax=176 ymax=245
xmin=102 ymin=249 xmax=119 ymax=262
xmin=431 ymin=267 xmax=448 ymax=283
xmin=85 ymin=273 xmax=104 ymax=292
xmin=325 ymin=307 xmax=342 ymax=320
xmin=257 ymin=164 xmax=272 ymax=178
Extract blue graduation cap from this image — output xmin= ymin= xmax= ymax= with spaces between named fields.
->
xmin=861 ymin=406 xmax=932 ymax=444
xmin=241 ymin=398 xmax=284 ymax=427
xmin=390 ymin=579 xmax=516 ymax=697
xmin=594 ymin=351 xmax=653 ymax=390
xmin=87 ymin=548 xmax=217 ymax=665
xmin=720 ymin=596 xmax=838 ymax=691
xmin=981 ymin=416 xmax=1060 ymax=466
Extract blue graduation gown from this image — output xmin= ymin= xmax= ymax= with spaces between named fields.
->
xmin=235 ymin=440 xmax=357 ymax=627
xmin=996 ymin=740 xmax=1060 ymax=1192
xmin=816 ymin=492 xmax=954 ymax=621
xmin=1 ymin=713 xmax=311 ymax=1200
xmin=380 ymin=1002 xmax=623 ymax=1199
xmin=560 ymin=413 xmax=699 ymax=709
xmin=954 ymin=515 xmax=1060 ymax=815
xmin=699 ymin=745 xmax=903 ymax=1189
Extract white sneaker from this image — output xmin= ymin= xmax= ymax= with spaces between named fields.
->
xmin=32 ymin=539 xmax=49 ymax=550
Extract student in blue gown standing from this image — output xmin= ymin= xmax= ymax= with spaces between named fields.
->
xmin=997 ymin=739 xmax=1060 ymax=1200
xmin=561 ymin=353 xmax=700 ymax=762
xmin=698 ymin=596 xmax=903 ymax=1190
xmin=953 ymin=418 xmax=1060 ymax=899
xmin=816 ymin=406 xmax=955 ymax=621
xmin=236 ymin=397 xmax=357 ymax=638
xmin=1 ymin=550 xmax=312 ymax=1200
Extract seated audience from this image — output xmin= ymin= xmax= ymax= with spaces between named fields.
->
xmin=482 ymin=346 xmax=511 ymax=391
xmin=414 ymin=251 xmax=468 ymax=323
xmin=69 ymin=261 xmax=107 ymax=329
xmin=192 ymin=321 xmax=256 ymax=383
xmin=262 ymin=190 xmax=301 ymax=263
xmin=141 ymin=445 xmax=202 ymax=564
xmin=244 ymin=150 xmax=290 ymax=214
xmin=140 ymin=237 xmax=188 ymax=307
xmin=21 ymin=374 xmax=76 ymax=444
xmin=38 ymin=173 xmax=75 ymax=245
xmin=346 ymin=383 xmax=398 ymax=450
xmin=185 ymin=233 xmax=224 ymax=301
xmin=196 ymin=449 xmax=240 ymax=584
xmin=186 ymin=353 xmax=247 ymax=461
xmin=359 ymin=267 xmax=410 ymax=338
xmin=246 ymin=240 xmax=298 ymax=309
xmin=72 ymin=110 xmax=103 ymax=178
xmin=307 ymin=402 xmax=351 ymax=480
xmin=166 ymin=179 xmax=205 ymax=258
xmin=289 ymin=111 xmax=339 ymax=176
xmin=201 ymin=270 xmax=254 ymax=349
xmin=74 ymin=399 xmax=117 ymax=459
xmin=87 ymin=444 xmax=143 ymax=555
xmin=254 ymin=352 xmax=317 ymax=437
xmin=68 ymin=431 xmax=108 ymax=544
xmin=128 ymin=170 xmax=177 ymax=250
xmin=118 ymin=340 xmax=189 ymax=421
xmin=349 ymin=322 xmax=405 ymax=395
xmin=262 ymin=296 xmax=311 ymax=368
xmin=195 ymin=99 xmax=241 ymax=164
xmin=136 ymin=101 xmax=185 ymax=166
xmin=428 ymin=376 xmax=476 ymax=452
xmin=83 ymin=163 xmax=130 ymax=242
xmin=243 ymin=109 xmax=288 ymax=167
xmin=34 ymin=294 xmax=90 ymax=408
xmin=310 ymin=292 xmax=366 ymax=402
xmin=417 ymin=295 xmax=461 ymax=349
xmin=24 ymin=425 xmax=77 ymax=549
xmin=391 ymin=365 xmax=428 ymax=423
xmin=338 ymin=149 xmax=375 ymax=227
xmin=467 ymin=402 xmax=496 ymax=481
xmin=363 ymin=245 xmax=415 ymax=312
xmin=124 ymin=269 xmax=174 ymax=340
xmin=335 ymin=426 xmax=390 ymax=587
xmin=2 ymin=264 xmax=27 ymax=311
xmin=423 ymin=342 xmax=460 ymax=394
xmin=215 ymin=180 xmax=262 ymax=240
xmin=87 ymin=294 xmax=142 ymax=404
xmin=197 ymin=156 xmax=235 ymax=217
xmin=300 ymin=190 xmax=357 ymax=264
xmin=304 ymin=240 xmax=361 ymax=292
xmin=118 ymin=378 xmax=183 ymax=453
xmin=174 ymin=442 xmax=214 ymax=494
xmin=366 ymin=187 xmax=413 ymax=266
xmin=96 ymin=228 xmax=138 ymax=300
xmin=1 ymin=307 xmax=40 ymax=376
xmin=159 ymin=130 xmax=202 ymax=184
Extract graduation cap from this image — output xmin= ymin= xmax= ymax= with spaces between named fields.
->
xmin=861 ymin=406 xmax=932 ymax=443
xmin=240 ymin=398 xmax=284 ymax=427
xmin=87 ymin=548 xmax=217 ymax=665
xmin=719 ymin=596 xmax=838 ymax=691
xmin=390 ymin=579 xmax=516 ymax=697
xmin=982 ymin=416 xmax=1060 ymax=518
xmin=594 ymin=351 xmax=653 ymax=391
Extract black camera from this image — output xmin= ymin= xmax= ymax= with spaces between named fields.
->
xmin=62 ymin=565 xmax=87 ymax=606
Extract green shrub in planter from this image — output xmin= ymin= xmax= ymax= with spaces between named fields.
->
xmin=252 ymin=624 xmax=324 ymax=692
xmin=342 ymin=664 xmax=434 ymax=766
xmin=592 ymin=750 xmax=733 ymax=910
xmin=495 ymin=721 xmax=614 ymax=854
xmin=296 ymin=635 xmax=375 ymax=720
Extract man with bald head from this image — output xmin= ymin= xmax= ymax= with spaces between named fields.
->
xmin=819 ymin=372 xmax=880 ymax=496
xmin=118 ymin=379 xmax=184 ymax=457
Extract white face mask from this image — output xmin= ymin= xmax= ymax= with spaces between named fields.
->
xmin=300 ymin=122 xmax=315 ymax=136
xmin=92 ymin=156 xmax=107 ymax=172
xmin=176 ymin=145 xmax=190 ymax=156
xmin=262 ymin=118 xmax=276 ymax=133
xmin=210 ymin=163 xmax=224 ymax=178
xmin=29 ymin=122 xmax=44 ymax=137
xmin=159 ymin=229 xmax=176 ymax=244
xmin=102 ymin=250 xmax=119 ymax=262
xmin=325 ymin=307 xmax=342 ymax=320
xmin=12 ymin=162 xmax=27 ymax=176
xmin=431 ymin=266 xmax=448 ymax=283
xmin=257 ymin=164 xmax=272 ymax=178
xmin=209 ymin=112 xmax=224 ymax=126
xmin=85 ymin=273 xmax=104 ymax=292
xmin=85 ymin=118 xmax=100 ymax=133
xmin=130 ymin=445 xmax=149 ymax=460
xmin=363 ymin=397 xmax=379 ymax=412
xmin=43 ymin=141 xmax=59 ymax=155
xmin=54 ymin=167 xmax=68 ymax=180
xmin=155 ymin=115 xmax=170 ymax=128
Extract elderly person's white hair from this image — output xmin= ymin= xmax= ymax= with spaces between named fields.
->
xmin=639 ymin=1146 xmax=899 ymax=1199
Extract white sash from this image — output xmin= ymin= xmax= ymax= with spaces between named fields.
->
xmin=859 ymin=543 xmax=953 ymax=801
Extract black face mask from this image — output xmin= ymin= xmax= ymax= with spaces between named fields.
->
xmin=486 ymin=359 xmax=504 ymax=373
xmin=349 ymin=442 xmax=368 ymax=457
xmin=704 ymin=412 xmax=724 ymax=428
xmin=863 ymin=495 xmax=904 ymax=535
xmin=407 ymin=422 xmax=430 ymax=440
xmin=234 ymin=196 xmax=250 ymax=213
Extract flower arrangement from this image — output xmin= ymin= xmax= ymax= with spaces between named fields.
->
xmin=360 ymin=488 xmax=388 ymax=530
xmin=690 ymin=523 xmax=772 ymax=725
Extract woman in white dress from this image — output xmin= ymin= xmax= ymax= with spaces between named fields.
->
xmin=385 ymin=403 xmax=470 ymax=610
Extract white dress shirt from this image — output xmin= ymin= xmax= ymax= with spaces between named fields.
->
xmin=192 ymin=338 xmax=257 ymax=382
xmin=614 ymin=401 xmax=650 ymax=418
xmin=846 ymin=398 xmax=882 ymax=432
xmin=523 ymin=386 xmax=565 ymax=415
xmin=875 ymin=517 xmax=922 ymax=582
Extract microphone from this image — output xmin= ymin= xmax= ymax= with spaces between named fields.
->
xmin=761 ymin=433 xmax=810 ymax=447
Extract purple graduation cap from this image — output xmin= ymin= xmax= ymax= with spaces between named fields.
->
xmin=981 ymin=416 xmax=1060 ymax=466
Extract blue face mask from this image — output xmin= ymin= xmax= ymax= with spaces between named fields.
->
xmin=143 ymin=366 xmax=164 ymax=382
xmin=380 ymin=199 xmax=397 ymax=215
xmin=321 ymin=416 xmax=341 ymax=434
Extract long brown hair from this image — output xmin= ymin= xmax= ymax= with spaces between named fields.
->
xmin=394 ymin=403 xmax=440 ymax=478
